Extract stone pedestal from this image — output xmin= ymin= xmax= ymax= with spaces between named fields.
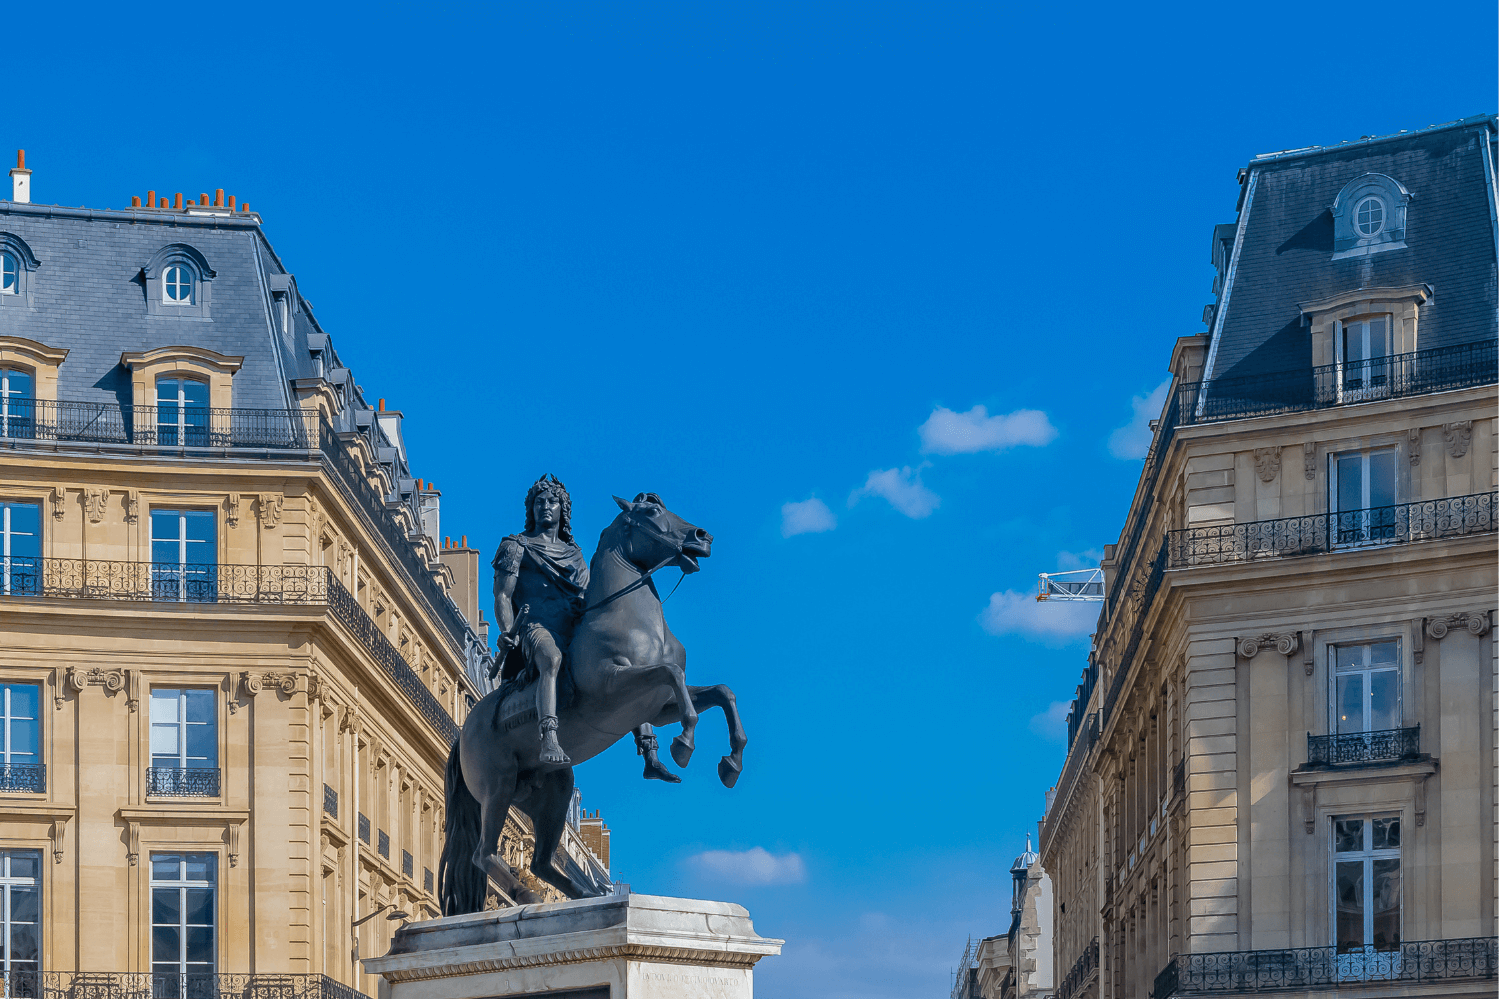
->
xmin=362 ymin=892 xmax=783 ymax=998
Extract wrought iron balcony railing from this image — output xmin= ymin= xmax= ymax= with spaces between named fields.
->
xmin=0 ymin=972 xmax=372 ymax=999
xmin=1152 ymin=937 xmax=1498 ymax=996
xmin=0 ymin=561 xmax=461 ymax=746
xmin=1176 ymin=339 xmax=1498 ymax=427
xmin=1167 ymin=492 xmax=1496 ymax=568
xmin=0 ymin=764 xmax=45 ymax=793
xmin=0 ymin=400 xmax=318 ymax=450
xmin=1059 ymin=938 xmax=1100 ymax=999
xmin=147 ymin=767 xmax=222 ymax=797
xmin=1307 ymin=726 xmax=1420 ymax=766
xmin=323 ymin=783 xmax=338 ymax=818
xmin=0 ymin=560 xmax=329 ymax=604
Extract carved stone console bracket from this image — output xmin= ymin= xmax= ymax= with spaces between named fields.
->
xmin=1443 ymin=421 xmax=1472 ymax=459
xmin=1408 ymin=428 xmax=1421 ymax=466
xmin=1302 ymin=442 xmax=1316 ymax=480
xmin=1291 ymin=759 xmax=1438 ymax=833
xmin=258 ymin=493 xmax=283 ymax=529
xmin=1254 ymin=447 xmax=1281 ymax=484
xmin=1238 ymin=633 xmax=1300 ymax=659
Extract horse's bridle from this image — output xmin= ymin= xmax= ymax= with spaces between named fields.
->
xmin=579 ymin=511 xmax=692 ymax=617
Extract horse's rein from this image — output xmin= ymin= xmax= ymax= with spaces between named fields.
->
xmin=579 ymin=514 xmax=689 ymax=617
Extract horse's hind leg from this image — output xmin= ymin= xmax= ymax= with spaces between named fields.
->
xmin=687 ymin=684 xmax=748 ymax=788
xmin=474 ymin=769 xmax=535 ymax=904
xmin=527 ymin=767 xmax=608 ymax=899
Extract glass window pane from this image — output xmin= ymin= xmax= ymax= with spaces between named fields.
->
xmin=185 ymin=725 xmax=215 ymax=765
xmin=152 ymin=690 xmax=180 ymax=724
xmin=1373 ymin=816 xmax=1400 ymax=850
xmin=1336 ymin=674 xmax=1364 ymax=733
xmin=1345 ymin=323 xmax=1369 ymax=363
xmin=1335 ymin=860 xmax=1365 ymax=951
xmin=9 ymin=719 xmax=37 ymax=757
xmin=1369 ymin=317 xmax=1389 ymax=356
xmin=184 ymin=854 xmax=214 ymax=882
xmin=1335 ymin=646 xmax=1363 ymax=672
xmin=152 ymin=855 xmax=182 ymax=881
xmin=1369 ymin=671 xmax=1400 ymax=730
xmin=152 ymin=925 xmax=180 ymax=963
xmin=184 ymin=887 xmax=213 ymax=925
xmin=11 ymin=885 xmax=38 ymax=924
xmin=1371 ymin=859 xmax=1400 ymax=950
xmin=5 ymin=684 xmax=37 ymax=720
xmin=151 ymin=728 xmax=180 ymax=758
xmin=1369 ymin=641 xmax=1398 ymax=665
xmin=184 ymin=926 xmax=214 ymax=961
xmin=4 ymin=370 xmax=32 ymax=398
xmin=1336 ymin=454 xmax=1363 ymax=511
xmin=184 ymin=690 xmax=214 ymax=724
xmin=180 ymin=381 xmax=209 ymax=407
xmin=1368 ymin=452 xmax=1396 ymax=509
xmin=8 ymin=852 xmax=38 ymax=881
xmin=152 ymin=887 xmax=181 ymax=926
xmin=151 ymin=511 xmax=182 ymax=543
xmin=9 ymin=924 xmax=37 ymax=962
xmin=1334 ymin=818 xmax=1364 ymax=852
xmin=5 ymin=506 xmax=39 ymax=559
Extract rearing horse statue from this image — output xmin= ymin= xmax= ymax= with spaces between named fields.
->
xmin=439 ymin=493 xmax=747 ymax=914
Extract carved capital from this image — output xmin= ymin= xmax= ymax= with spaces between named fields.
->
xmin=241 ymin=671 xmax=298 ymax=699
xmin=124 ymin=490 xmax=140 ymax=524
xmin=68 ymin=667 xmax=127 ymax=694
xmin=258 ymin=493 xmax=283 ymax=529
xmin=226 ymin=494 xmax=241 ymax=529
xmin=1239 ymin=632 xmax=1299 ymax=659
xmin=1302 ymin=442 xmax=1316 ymax=480
xmin=1254 ymin=447 xmax=1281 ymax=484
xmin=1426 ymin=611 xmax=1490 ymax=640
xmin=1443 ymin=421 xmax=1472 ymax=459
xmin=51 ymin=485 xmax=68 ymax=520
xmin=1408 ymin=428 xmax=1421 ymax=465
xmin=83 ymin=487 xmax=108 ymax=524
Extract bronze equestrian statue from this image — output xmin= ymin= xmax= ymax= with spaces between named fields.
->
xmin=439 ymin=488 xmax=747 ymax=913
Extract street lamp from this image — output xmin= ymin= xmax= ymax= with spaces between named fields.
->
xmin=351 ymin=902 xmax=410 ymax=966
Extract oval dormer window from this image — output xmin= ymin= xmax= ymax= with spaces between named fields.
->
xmin=164 ymin=264 xmax=194 ymax=303
xmin=1355 ymin=196 xmax=1385 ymax=237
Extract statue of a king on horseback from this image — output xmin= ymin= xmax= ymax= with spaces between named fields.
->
xmin=439 ymin=476 xmax=747 ymax=915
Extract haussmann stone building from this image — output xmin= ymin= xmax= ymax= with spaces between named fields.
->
xmin=1038 ymin=113 xmax=1499 ymax=999
xmin=0 ymin=157 xmax=611 ymax=996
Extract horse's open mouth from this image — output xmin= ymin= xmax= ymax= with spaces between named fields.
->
xmin=678 ymin=543 xmax=711 ymax=572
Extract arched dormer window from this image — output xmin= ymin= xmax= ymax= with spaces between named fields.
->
xmin=0 ymin=233 xmax=40 ymax=309
xmin=143 ymin=244 xmax=215 ymax=319
xmin=1332 ymin=174 xmax=1411 ymax=261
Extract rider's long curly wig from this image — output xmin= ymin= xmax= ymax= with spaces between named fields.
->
xmin=524 ymin=473 xmax=574 ymax=543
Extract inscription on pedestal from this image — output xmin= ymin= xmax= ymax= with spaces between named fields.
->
xmin=628 ymin=962 xmax=752 ymax=999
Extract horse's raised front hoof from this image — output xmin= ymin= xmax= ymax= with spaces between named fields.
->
xmin=643 ymin=756 xmax=682 ymax=783
xmin=718 ymin=755 xmax=741 ymax=788
xmin=670 ymin=733 xmax=694 ymax=768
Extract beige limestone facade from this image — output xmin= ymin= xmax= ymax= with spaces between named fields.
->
xmin=1039 ymin=115 xmax=1498 ymax=999
xmin=0 ymin=184 xmax=610 ymax=998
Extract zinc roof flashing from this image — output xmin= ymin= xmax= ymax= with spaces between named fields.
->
xmin=1247 ymin=112 xmax=1497 ymax=168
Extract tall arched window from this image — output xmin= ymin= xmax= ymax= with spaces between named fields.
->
xmin=0 ymin=368 xmax=33 ymax=440
xmin=156 ymin=377 xmax=210 ymax=447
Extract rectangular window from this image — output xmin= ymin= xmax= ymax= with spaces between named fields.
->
xmin=1337 ymin=315 xmax=1393 ymax=402
xmin=0 ymin=685 xmax=40 ymax=793
xmin=1331 ymin=450 xmax=1397 ymax=546
xmin=1333 ymin=815 xmax=1401 ymax=962
xmin=150 ymin=689 xmax=218 ymax=796
xmin=151 ymin=852 xmax=216 ymax=976
xmin=156 ymin=377 xmax=210 ymax=447
xmin=0 ymin=369 xmax=33 ymax=440
xmin=1332 ymin=642 xmax=1401 ymax=734
xmin=0 ymin=502 xmax=39 ymax=596
xmin=0 ymin=850 xmax=40 ymax=977
xmin=150 ymin=510 xmax=217 ymax=603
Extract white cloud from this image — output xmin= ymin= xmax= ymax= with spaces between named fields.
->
xmin=979 ymin=589 xmax=1096 ymax=642
xmin=1056 ymin=549 xmax=1104 ymax=571
xmin=918 ymin=404 xmax=1058 ymax=455
xmin=1107 ymin=379 xmax=1172 ymax=460
xmin=781 ymin=497 xmax=837 ymax=537
xmin=849 ymin=466 xmax=940 ymax=519
xmin=1029 ymin=700 xmax=1072 ymax=741
xmin=684 ymin=847 xmax=807 ymax=886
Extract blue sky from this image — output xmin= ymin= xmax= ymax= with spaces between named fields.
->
xmin=10 ymin=3 xmax=1493 ymax=995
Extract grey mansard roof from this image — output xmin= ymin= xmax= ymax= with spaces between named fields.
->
xmin=1204 ymin=113 xmax=1499 ymax=382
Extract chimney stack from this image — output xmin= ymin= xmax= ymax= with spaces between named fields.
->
xmin=10 ymin=151 xmax=30 ymax=204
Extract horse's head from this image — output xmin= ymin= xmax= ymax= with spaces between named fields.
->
xmin=610 ymin=493 xmax=713 ymax=574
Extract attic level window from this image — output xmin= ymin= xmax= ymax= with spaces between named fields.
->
xmin=0 ymin=253 xmax=14 ymax=294
xmin=164 ymin=265 xmax=194 ymax=303
xmin=1355 ymin=197 xmax=1385 ymax=237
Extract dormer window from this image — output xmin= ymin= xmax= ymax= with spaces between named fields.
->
xmin=163 ymin=265 xmax=194 ymax=304
xmin=1332 ymin=174 xmax=1410 ymax=260
xmin=0 ymin=253 xmax=15 ymax=294
xmin=0 ymin=234 xmax=39 ymax=308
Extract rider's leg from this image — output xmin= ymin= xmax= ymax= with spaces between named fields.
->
xmin=531 ymin=632 xmax=570 ymax=766
xmin=633 ymin=724 xmax=681 ymax=783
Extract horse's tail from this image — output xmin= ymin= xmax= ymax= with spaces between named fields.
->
xmin=438 ymin=739 xmax=486 ymax=916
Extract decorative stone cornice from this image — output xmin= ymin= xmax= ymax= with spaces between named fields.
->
xmin=1238 ymin=632 xmax=1300 ymax=659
